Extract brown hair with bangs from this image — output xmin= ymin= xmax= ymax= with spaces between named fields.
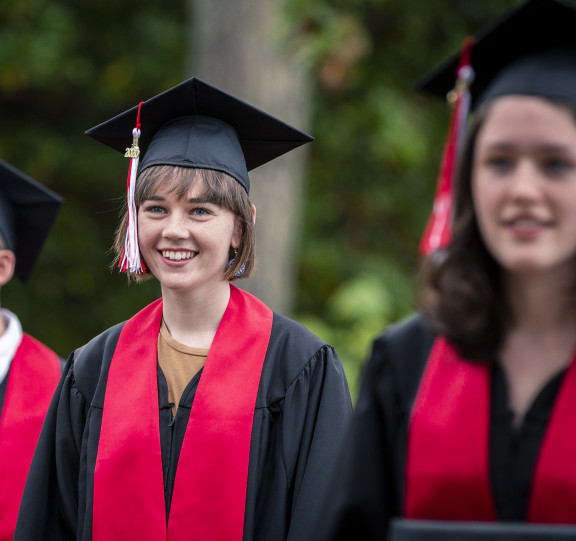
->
xmin=111 ymin=165 xmax=256 ymax=282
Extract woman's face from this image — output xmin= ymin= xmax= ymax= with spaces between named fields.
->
xmin=137 ymin=178 xmax=242 ymax=295
xmin=472 ymin=95 xmax=576 ymax=278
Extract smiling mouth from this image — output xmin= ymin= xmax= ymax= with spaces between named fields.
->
xmin=505 ymin=218 xmax=551 ymax=228
xmin=161 ymin=250 xmax=195 ymax=261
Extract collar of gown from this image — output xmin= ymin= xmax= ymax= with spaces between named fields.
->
xmin=0 ymin=309 xmax=23 ymax=384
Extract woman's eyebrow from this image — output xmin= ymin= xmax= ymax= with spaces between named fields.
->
xmin=187 ymin=195 xmax=213 ymax=204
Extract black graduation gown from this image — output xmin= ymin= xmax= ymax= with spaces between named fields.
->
xmin=14 ymin=312 xmax=352 ymax=541
xmin=314 ymin=313 xmax=567 ymax=541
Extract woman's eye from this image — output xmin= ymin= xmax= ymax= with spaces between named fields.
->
xmin=543 ymin=157 xmax=572 ymax=175
xmin=192 ymin=207 xmax=210 ymax=216
xmin=486 ymin=156 xmax=512 ymax=171
xmin=141 ymin=204 xmax=165 ymax=214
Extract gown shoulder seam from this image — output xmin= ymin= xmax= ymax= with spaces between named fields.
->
xmin=284 ymin=344 xmax=334 ymax=398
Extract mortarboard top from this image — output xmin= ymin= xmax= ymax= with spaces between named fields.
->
xmin=85 ymin=77 xmax=314 ymax=194
xmin=416 ymin=0 xmax=576 ymax=110
xmin=0 ymin=159 xmax=63 ymax=283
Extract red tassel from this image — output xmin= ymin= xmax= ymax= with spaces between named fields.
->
xmin=420 ymin=37 xmax=475 ymax=255
xmin=119 ymin=101 xmax=147 ymax=274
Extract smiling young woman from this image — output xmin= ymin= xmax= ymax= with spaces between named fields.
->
xmin=135 ymin=171 xmax=243 ymax=300
xmin=14 ymin=79 xmax=352 ymax=541
xmin=314 ymin=1 xmax=576 ymax=540
xmin=472 ymin=96 xmax=576 ymax=279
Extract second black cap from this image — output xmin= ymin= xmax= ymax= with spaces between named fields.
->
xmin=0 ymin=159 xmax=62 ymax=283
xmin=417 ymin=0 xmax=576 ymax=109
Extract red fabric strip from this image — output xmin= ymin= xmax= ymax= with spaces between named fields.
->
xmin=0 ymin=334 xmax=61 ymax=541
xmin=168 ymin=284 xmax=273 ymax=539
xmin=136 ymin=101 xmax=144 ymax=129
xmin=404 ymin=338 xmax=496 ymax=520
xmin=93 ymin=298 xmax=166 ymax=541
xmin=406 ymin=338 xmax=576 ymax=523
xmin=528 ymin=351 xmax=576 ymax=523
xmin=94 ymin=284 xmax=273 ymax=540
xmin=419 ymin=38 xmax=474 ymax=255
xmin=418 ymin=103 xmax=458 ymax=255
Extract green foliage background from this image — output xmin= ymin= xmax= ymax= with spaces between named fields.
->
xmin=0 ymin=0 xmax=522 ymax=397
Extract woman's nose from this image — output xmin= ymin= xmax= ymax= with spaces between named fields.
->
xmin=507 ymin=161 xmax=541 ymax=203
xmin=162 ymin=212 xmax=189 ymax=238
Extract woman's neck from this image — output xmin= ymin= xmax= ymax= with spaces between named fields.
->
xmin=501 ymin=269 xmax=576 ymax=427
xmin=504 ymin=268 xmax=576 ymax=333
xmin=160 ymin=281 xmax=231 ymax=349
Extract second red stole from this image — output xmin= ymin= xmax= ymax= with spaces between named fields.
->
xmin=405 ymin=337 xmax=576 ymax=523
xmin=0 ymin=334 xmax=61 ymax=541
xmin=93 ymin=284 xmax=273 ymax=541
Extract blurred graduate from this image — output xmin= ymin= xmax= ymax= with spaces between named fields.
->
xmin=0 ymin=160 xmax=62 ymax=540
xmin=314 ymin=0 xmax=576 ymax=539
xmin=14 ymin=77 xmax=352 ymax=541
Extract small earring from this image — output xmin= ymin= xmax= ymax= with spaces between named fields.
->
xmin=227 ymin=248 xmax=245 ymax=277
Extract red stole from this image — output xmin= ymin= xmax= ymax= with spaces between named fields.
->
xmin=405 ymin=337 xmax=576 ymax=523
xmin=0 ymin=334 xmax=61 ymax=541
xmin=93 ymin=284 xmax=273 ymax=541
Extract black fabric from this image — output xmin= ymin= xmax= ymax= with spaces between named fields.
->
xmin=313 ymin=313 xmax=568 ymax=541
xmin=477 ymin=50 xmax=576 ymax=109
xmin=0 ymin=370 xmax=7 ymax=415
xmin=491 ymin=363 xmax=563 ymax=521
xmin=139 ymin=116 xmax=250 ymax=192
xmin=14 ymin=312 xmax=352 ymax=541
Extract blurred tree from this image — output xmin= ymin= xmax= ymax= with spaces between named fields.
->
xmin=0 ymin=0 xmax=186 ymax=356
xmin=0 ymin=0 xmax=533 ymax=397
xmin=187 ymin=0 xmax=313 ymax=315
xmin=285 ymin=0 xmax=525 ymax=393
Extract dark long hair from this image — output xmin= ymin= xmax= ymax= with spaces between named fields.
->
xmin=419 ymin=102 xmax=507 ymax=361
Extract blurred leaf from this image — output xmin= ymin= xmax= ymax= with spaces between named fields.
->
xmin=0 ymin=0 xmax=524 ymax=394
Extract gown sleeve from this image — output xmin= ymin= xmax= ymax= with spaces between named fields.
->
xmin=282 ymin=344 xmax=353 ymax=541
xmin=14 ymin=355 xmax=89 ymax=541
xmin=312 ymin=314 xmax=434 ymax=541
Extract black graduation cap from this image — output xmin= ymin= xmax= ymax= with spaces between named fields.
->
xmin=417 ymin=0 xmax=576 ymax=109
xmin=85 ymin=77 xmax=314 ymax=194
xmin=0 ymin=159 xmax=63 ymax=283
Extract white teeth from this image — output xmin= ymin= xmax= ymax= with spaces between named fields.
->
xmin=162 ymin=251 xmax=193 ymax=261
xmin=512 ymin=219 xmax=540 ymax=227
